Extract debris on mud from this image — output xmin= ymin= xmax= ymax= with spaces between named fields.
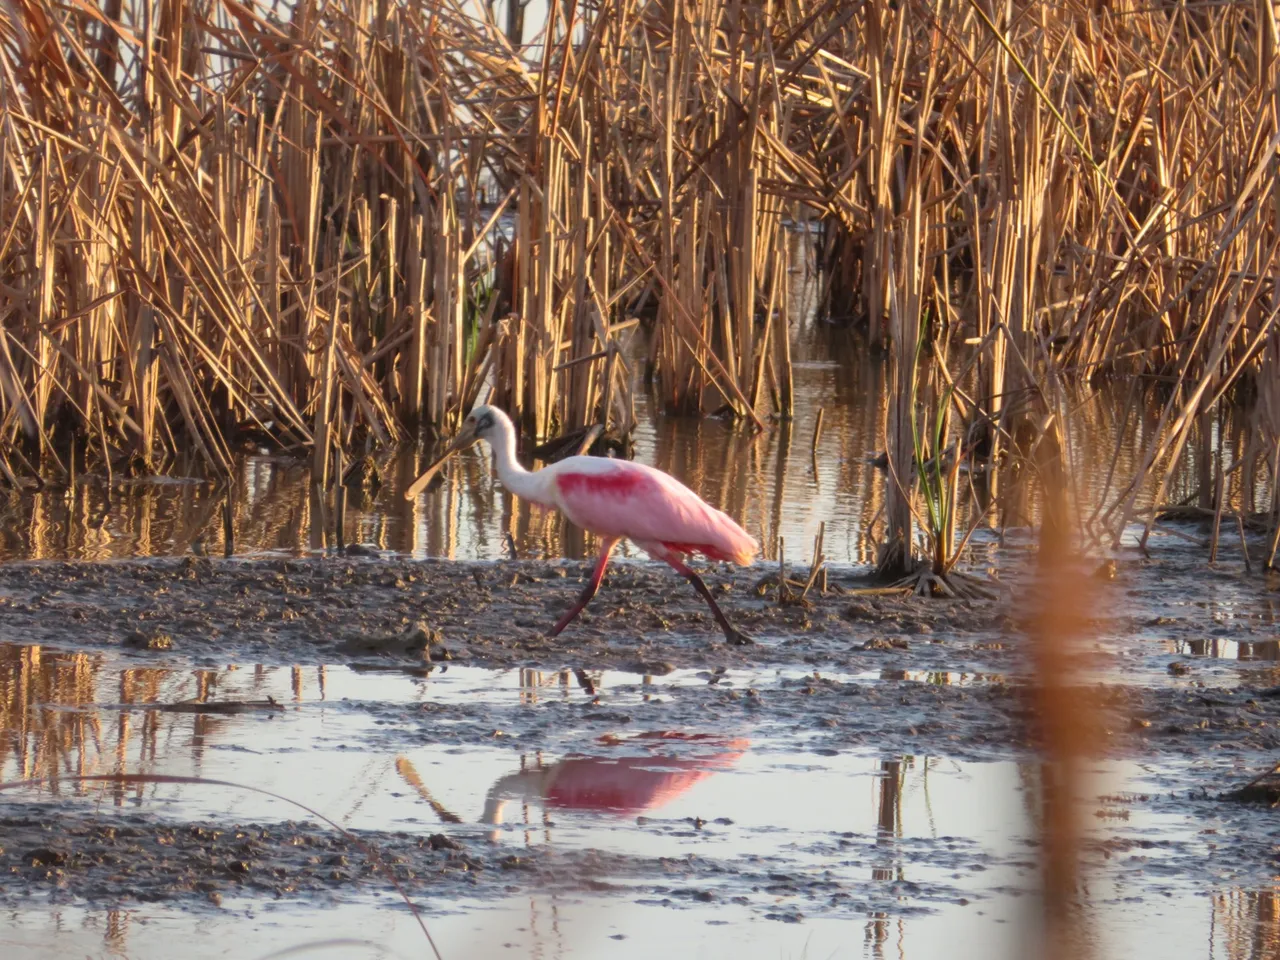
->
xmin=154 ymin=698 xmax=285 ymax=715
xmin=1221 ymin=764 xmax=1280 ymax=806
xmin=123 ymin=631 xmax=174 ymax=651
xmin=337 ymin=619 xmax=446 ymax=661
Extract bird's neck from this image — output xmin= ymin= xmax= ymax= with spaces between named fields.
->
xmin=488 ymin=425 xmax=553 ymax=506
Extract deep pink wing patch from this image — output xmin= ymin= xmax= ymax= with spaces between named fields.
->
xmin=554 ymin=470 xmax=647 ymax=499
xmin=552 ymin=462 xmax=757 ymax=564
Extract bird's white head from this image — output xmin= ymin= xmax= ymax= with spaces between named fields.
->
xmin=450 ymin=404 xmax=514 ymax=453
xmin=403 ymin=405 xmax=518 ymax=501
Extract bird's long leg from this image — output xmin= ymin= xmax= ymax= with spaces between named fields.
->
xmin=667 ymin=558 xmax=755 ymax=646
xmin=549 ymin=538 xmax=619 ymax=637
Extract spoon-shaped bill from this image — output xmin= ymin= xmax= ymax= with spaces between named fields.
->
xmin=403 ymin=421 xmax=480 ymax=501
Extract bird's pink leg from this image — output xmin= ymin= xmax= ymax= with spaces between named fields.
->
xmin=549 ymin=538 xmax=619 ymax=637
xmin=666 ymin=557 xmax=754 ymax=646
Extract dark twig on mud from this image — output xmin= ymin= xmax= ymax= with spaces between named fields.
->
xmin=222 ymin=495 xmax=235 ymax=558
xmin=159 ymin=698 xmax=285 ymax=714
xmin=1221 ymin=763 xmax=1280 ymax=806
xmin=91 ymin=699 xmax=285 ymax=714
xmin=0 ymin=774 xmax=445 ymax=960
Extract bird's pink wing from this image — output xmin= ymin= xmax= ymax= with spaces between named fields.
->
xmin=550 ymin=460 xmax=757 ymax=564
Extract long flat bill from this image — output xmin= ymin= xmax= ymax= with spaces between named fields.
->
xmin=403 ymin=449 xmax=455 ymax=501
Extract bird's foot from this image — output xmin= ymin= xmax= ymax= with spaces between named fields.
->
xmin=722 ymin=627 xmax=755 ymax=647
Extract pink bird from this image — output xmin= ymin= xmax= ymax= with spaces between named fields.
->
xmin=421 ymin=405 xmax=758 ymax=645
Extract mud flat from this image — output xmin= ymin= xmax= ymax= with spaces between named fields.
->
xmin=0 ymin=555 xmax=1005 ymax=669
xmin=3 ymin=546 xmax=1280 ymax=958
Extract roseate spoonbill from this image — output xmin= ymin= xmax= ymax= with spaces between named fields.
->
xmin=408 ymin=405 xmax=759 ymax=645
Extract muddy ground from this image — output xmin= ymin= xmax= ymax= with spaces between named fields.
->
xmin=1 ymin=552 xmax=1279 ymax=750
xmin=0 ymin=802 xmax=1006 ymax=920
xmin=3 ymin=787 xmax=1278 ymax=922
xmin=0 ymin=554 xmax=1001 ymax=670
xmin=0 ymin=550 xmax=1256 ymax=671
xmin=4 ymin=550 xmax=1280 ymax=924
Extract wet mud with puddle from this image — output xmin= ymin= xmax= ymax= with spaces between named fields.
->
xmin=1 ymin=539 xmax=1280 ymax=957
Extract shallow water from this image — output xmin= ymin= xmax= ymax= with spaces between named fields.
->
xmin=0 ymin=319 xmax=1253 ymax=569
xmin=4 ymin=642 xmax=1280 ymax=959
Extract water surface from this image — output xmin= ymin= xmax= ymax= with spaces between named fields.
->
xmin=3 ymin=643 xmax=1280 ymax=959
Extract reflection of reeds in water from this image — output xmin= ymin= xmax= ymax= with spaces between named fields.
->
xmin=0 ymin=645 xmax=170 ymax=799
xmin=0 ymin=347 xmax=1242 ymax=565
xmin=1213 ymin=888 xmax=1280 ymax=960
xmin=515 ymin=667 xmax=582 ymax=706
xmin=0 ymin=645 xmax=255 ymax=805
xmin=0 ymin=645 xmax=103 ymax=787
xmin=865 ymin=756 xmax=905 ymax=957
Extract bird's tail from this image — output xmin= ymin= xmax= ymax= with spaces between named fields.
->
xmin=717 ymin=517 xmax=759 ymax=566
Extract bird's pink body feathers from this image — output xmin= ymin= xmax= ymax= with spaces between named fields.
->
xmin=536 ymin=455 xmax=758 ymax=565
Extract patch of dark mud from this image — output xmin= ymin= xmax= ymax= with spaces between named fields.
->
xmin=1079 ymin=769 xmax=1280 ymax=900
xmin=1116 ymin=684 xmax=1280 ymax=755
xmin=0 ymin=558 xmax=1016 ymax=673
xmin=1219 ymin=763 xmax=1280 ymax=805
xmin=1098 ymin=552 xmax=1278 ymax=657
xmin=0 ymin=805 xmax=996 ymax=920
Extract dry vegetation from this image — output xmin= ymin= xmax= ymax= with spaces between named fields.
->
xmin=0 ymin=0 xmax=1278 ymax=574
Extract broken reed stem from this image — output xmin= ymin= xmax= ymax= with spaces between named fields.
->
xmin=801 ymin=521 xmax=826 ymax=600
xmin=776 ymin=536 xmax=791 ymax=605
xmin=335 ymin=445 xmax=347 ymax=554
xmin=574 ymin=425 xmax=605 ymax=457
xmin=222 ymin=494 xmax=234 ymax=559
xmin=811 ymin=407 xmax=824 ymax=478
xmin=1210 ymin=458 xmax=1226 ymax=564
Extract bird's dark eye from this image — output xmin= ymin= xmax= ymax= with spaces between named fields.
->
xmin=476 ymin=412 xmax=494 ymax=432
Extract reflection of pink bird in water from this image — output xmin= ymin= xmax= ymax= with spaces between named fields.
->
xmin=482 ymin=733 xmax=748 ymax=836
xmin=408 ymin=406 xmax=759 ymax=645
